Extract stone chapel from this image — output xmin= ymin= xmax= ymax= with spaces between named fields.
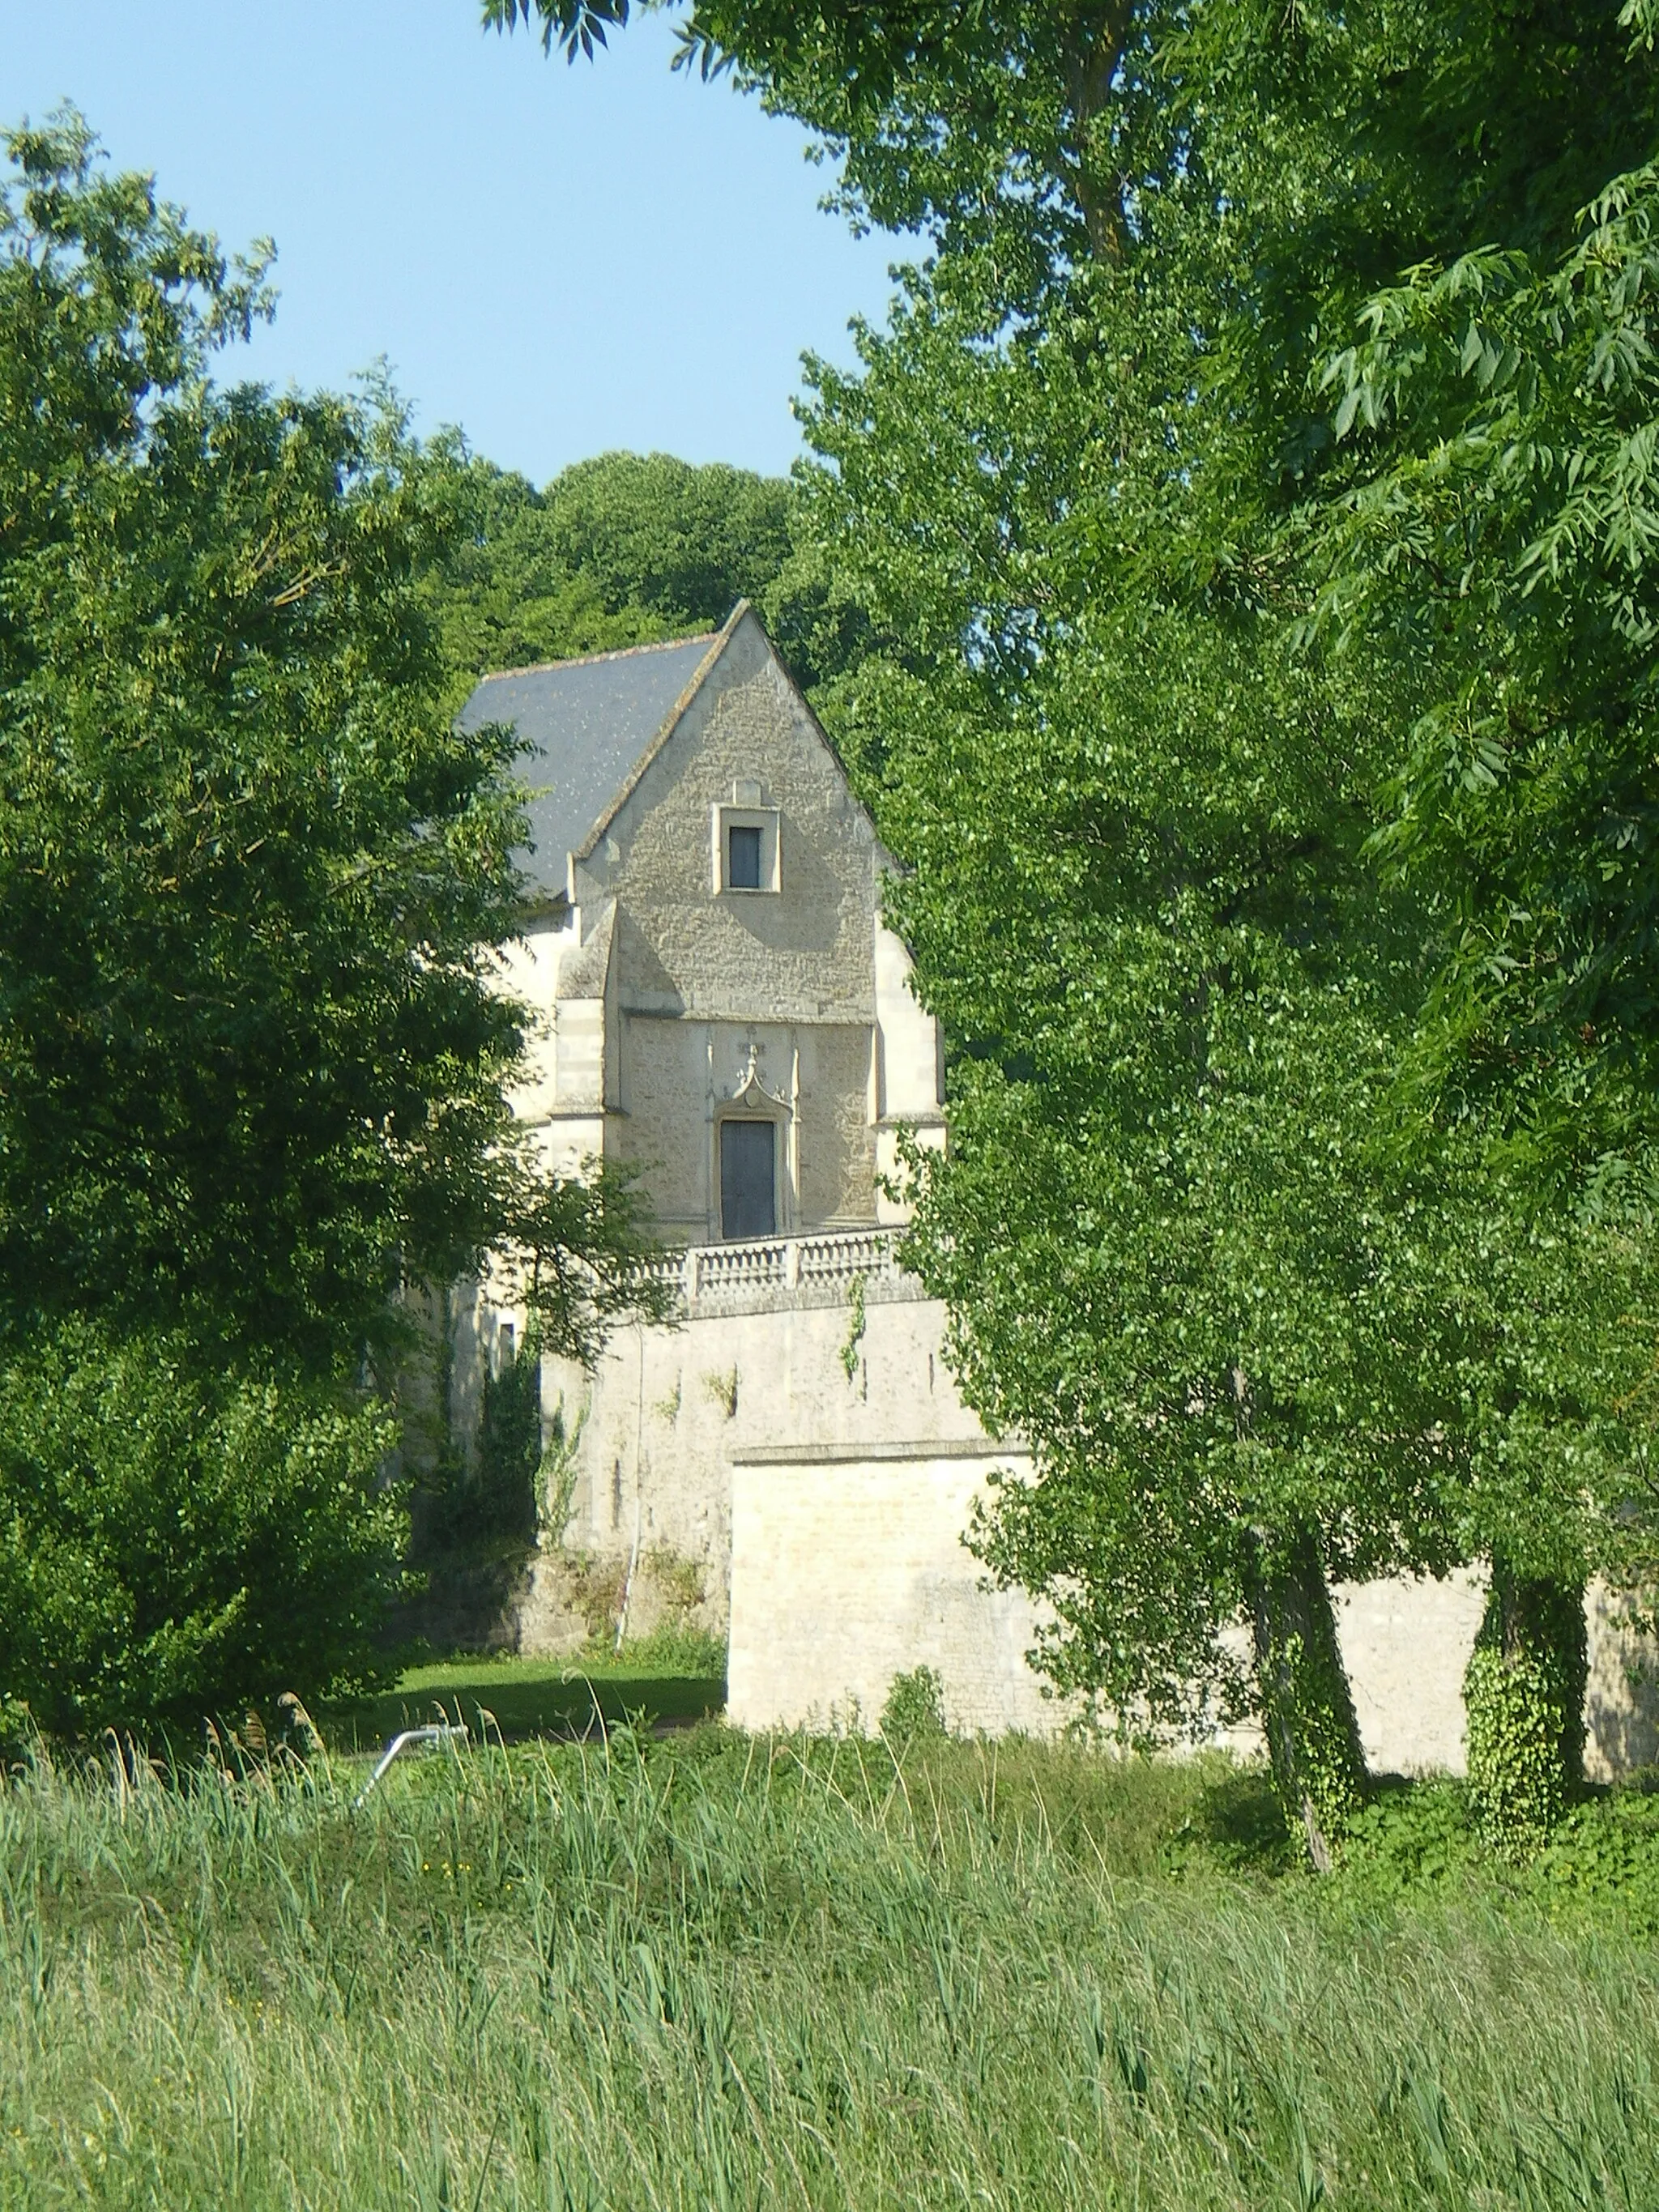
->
xmin=456 ymin=600 xmax=945 ymax=1241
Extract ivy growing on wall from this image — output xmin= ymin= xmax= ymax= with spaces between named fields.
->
xmin=422 ymin=1327 xmax=544 ymax=1563
xmin=474 ymin=1336 xmax=545 ymax=1549
xmin=540 ymin=1396 xmax=585 ymax=1547
xmin=840 ymin=1274 xmax=868 ymax=1383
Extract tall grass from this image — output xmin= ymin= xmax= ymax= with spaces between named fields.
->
xmin=2 ymin=1728 xmax=1657 ymax=2208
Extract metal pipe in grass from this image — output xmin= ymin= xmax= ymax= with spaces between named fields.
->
xmin=352 ymin=1724 xmax=468 ymax=1810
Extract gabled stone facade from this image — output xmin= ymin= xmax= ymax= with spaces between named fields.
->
xmin=463 ymin=603 xmax=944 ymax=1242
xmin=446 ymin=604 xmax=996 ymax=1703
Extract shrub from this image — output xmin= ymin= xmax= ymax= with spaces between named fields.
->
xmin=0 ymin=1323 xmax=407 ymax=1736
xmin=881 ymin=1664 xmax=948 ymax=1743
xmin=1533 ymin=1787 xmax=1659 ymax=1937
xmin=1333 ymin=1778 xmax=1482 ymax=1899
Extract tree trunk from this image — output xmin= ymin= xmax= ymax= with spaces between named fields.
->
xmin=1242 ymin=1525 xmax=1367 ymax=1871
xmin=1060 ymin=4 xmax=1130 ymax=262
xmin=1463 ymin=1558 xmax=1587 ymax=1857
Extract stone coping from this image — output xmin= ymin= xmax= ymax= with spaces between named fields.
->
xmin=730 ymin=1438 xmax=1030 ymax=1467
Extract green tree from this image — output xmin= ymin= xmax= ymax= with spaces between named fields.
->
xmin=0 ymin=117 xmax=519 ymax=1366
xmin=1302 ymin=4 xmax=1659 ymax=1845
xmin=541 ymin=449 xmax=790 ymax=624
xmin=488 ymin=0 xmax=1659 ymax=1852
xmin=1307 ymin=122 xmax=1659 ymax=1844
xmin=838 ymin=4 xmax=1657 ymax=1847
xmin=419 ymin=443 xmax=793 ymax=701
xmin=0 ymin=116 xmax=666 ymax=1729
xmin=0 ymin=1324 xmax=404 ymax=1737
xmin=1317 ymin=140 xmax=1659 ymax=1195
xmin=419 ymin=450 xmax=676 ymax=701
xmin=776 ymin=2 xmax=1653 ymax=1853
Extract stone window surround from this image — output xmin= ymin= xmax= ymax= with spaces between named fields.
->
xmin=710 ymin=1101 xmax=793 ymax=1241
xmin=711 ymin=791 xmax=781 ymax=896
xmin=717 ymin=1114 xmax=778 ymax=1239
xmin=708 ymin=1035 xmax=799 ymax=1242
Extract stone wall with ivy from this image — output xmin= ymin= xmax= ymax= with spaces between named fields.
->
xmin=449 ymin=1271 xmax=1659 ymax=1767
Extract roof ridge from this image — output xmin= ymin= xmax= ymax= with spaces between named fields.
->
xmin=573 ymin=603 xmax=748 ymax=863
xmin=472 ymin=630 xmax=719 ymax=682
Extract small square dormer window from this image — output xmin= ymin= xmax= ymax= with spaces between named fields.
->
xmin=712 ymin=788 xmax=781 ymax=895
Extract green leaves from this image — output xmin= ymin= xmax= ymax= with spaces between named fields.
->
xmin=703 ymin=0 xmax=1659 ymax=1754
xmin=414 ymin=444 xmax=793 ymax=706
xmin=1317 ymin=161 xmax=1659 ymax=1180
xmin=488 ymin=0 xmax=1659 ymax=1784
xmin=0 ymin=1320 xmax=406 ymax=1733
xmin=0 ymin=118 xmax=533 ymax=1366
xmin=0 ymin=120 xmax=680 ymax=1723
xmin=482 ymin=0 xmax=633 ymax=64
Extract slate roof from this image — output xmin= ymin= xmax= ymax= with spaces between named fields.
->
xmin=457 ymin=631 xmax=720 ymax=899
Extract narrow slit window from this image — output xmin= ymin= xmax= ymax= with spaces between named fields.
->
xmin=727 ymin=823 xmax=763 ymax=890
xmin=720 ymin=1119 xmax=776 ymax=1239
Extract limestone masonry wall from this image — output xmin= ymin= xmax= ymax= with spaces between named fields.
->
xmin=460 ymin=1234 xmax=1659 ymax=1775
xmin=578 ymin=620 xmax=881 ymax=1027
xmin=517 ymin=1240 xmax=979 ymax=1652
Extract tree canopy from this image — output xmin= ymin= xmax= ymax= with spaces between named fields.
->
xmin=1316 ymin=155 xmax=1659 ymax=1194
xmin=0 ymin=117 xmax=529 ymax=1370
xmin=0 ymin=115 xmax=666 ymax=1726
xmin=418 ymin=443 xmax=793 ymax=702
xmin=488 ymin=0 xmax=1659 ymax=1854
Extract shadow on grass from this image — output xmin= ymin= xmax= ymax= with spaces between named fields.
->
xmin=327 ymin=1665 xmax=725 ymax=1751
xmin=1162 ymin=1762 xmax=1298 ymax=1876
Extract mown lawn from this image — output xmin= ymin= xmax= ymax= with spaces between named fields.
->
xmin=3 ymin=1724 xmax=1659 ymax=2209
xmin=326 ymin=1636 xmax=727 ymax=1751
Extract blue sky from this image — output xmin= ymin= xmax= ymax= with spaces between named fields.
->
xmin=4 ymin=2 xmax=899 ymax=483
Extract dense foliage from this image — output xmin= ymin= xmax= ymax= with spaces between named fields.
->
xmin=493 ymin=0 xmax=1659 ymax=1856
xmin=1320 ymin=156 xmax=1659 ymax=1189
xmin=0 ymin=117 xmax=667 ymax=1728
xmin=420 ymin=443 xmax=794 ymax=701
xmin=0 ymin=118 xmax=526 ymax=1369
xmin=0 ymin=1326 xmax=403 ymax=1734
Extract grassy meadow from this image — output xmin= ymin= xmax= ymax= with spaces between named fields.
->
xmin=5 ymin=1713 xmax=1659 ymax=2210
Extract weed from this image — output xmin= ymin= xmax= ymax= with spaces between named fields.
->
xmin=881 ymin=1664 xmax=947 ymax=1743
xmin=702 ymin=1366 xmax=738 ymax=1418
xmin=839 ymin=1272 xmax=867 ymax=1382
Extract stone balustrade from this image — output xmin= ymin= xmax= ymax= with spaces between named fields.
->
xmin=639 ymin=1227 xmax=914 ymax=1313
